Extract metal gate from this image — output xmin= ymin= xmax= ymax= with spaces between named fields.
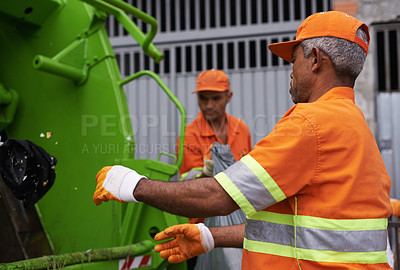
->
xmin=123 ymin=68 xmax=293 ymax=162
xmin=375 ymin=23 xmax=400 ymax=198
xmin=108 ymin=0 xmax=332 ymax=162
xmin=378 ymin=93 xmax=400 ymax=198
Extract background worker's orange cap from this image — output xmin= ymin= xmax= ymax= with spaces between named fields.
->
xmin=268 ymin=11 xmax=370 ymax=63
xmin=194 ymin=69 xmax=230 ymax=93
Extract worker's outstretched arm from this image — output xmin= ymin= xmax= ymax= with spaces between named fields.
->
xmin=209 ymin=223 xmax=245 ymax=248
xmin=154 ymin=223 xmax=245 ymax=263
xmin=93 ymin=165 xmax=239 ymax=218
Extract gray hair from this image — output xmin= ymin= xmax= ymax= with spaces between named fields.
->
xmin=300 ymin=27 xmax=368 ymax=79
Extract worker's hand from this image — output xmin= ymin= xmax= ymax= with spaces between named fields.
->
xmin=202 ymin=158 xmax=214 ymax=177
xmin=93 ymin=165 xmax=147 ymax=206
xmin=154 ymin=223 xmax=214 ymax=263
xmin=202 ymin=145 xmax=213 ymax=177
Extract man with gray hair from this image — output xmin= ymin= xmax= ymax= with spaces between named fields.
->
xmin=93 ymin=11 xmax=392 ymax=269
xmin=300 ymin=27 xmax=368 ymax=79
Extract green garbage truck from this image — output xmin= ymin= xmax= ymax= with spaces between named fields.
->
xmin=0 ymin=0 xmax=187 ymax=269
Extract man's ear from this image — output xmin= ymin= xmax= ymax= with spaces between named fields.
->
xmin=311 ymin=47 xmax=324 ymax=72
xmin=226 ymin=91 xmax=233 ymax=102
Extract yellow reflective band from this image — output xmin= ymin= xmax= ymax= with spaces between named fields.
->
xmin=248 ymin=211 xmax=294 ymax=226
xmin=180 ymin=167 xmax=203 ymax=180
xmin=244 ymin=239 xmax=388 ymax=264
xmin=180 ymin=172 xmax=188 ymax=180
xmin=296 ymin=247 xmax=388 ymax=264
xmin=244 ymin=238 xmax=295 ymax=258
xmin=248 ymin=211 xmax=388 ymax=231
xmin=241 ymin=155 xmax=286 ymax=202
xmin=296 ymin=215 xmax=388 ymax=231
xmin=215 ymin=172 xmax=256 ymax=215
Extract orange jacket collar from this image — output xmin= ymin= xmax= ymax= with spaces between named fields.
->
xmin=196 ymin=112 xmax=240 ymax=140
xmin=316 ymin=87 xmax=355 ymax=103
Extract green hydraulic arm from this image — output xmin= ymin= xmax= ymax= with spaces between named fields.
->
xmin=120 ymin=70 xmax=187 ymax=170
xmin=0 ymin=241 xmax=154 ymax=270
xmin=82 ymin=0 xmax=164 ymax=63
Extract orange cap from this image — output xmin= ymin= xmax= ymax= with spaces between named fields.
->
xmin=268 ymin=11 xmax=370 ymax=63
xmin=193 ymin=69 xmax=230 ymax=93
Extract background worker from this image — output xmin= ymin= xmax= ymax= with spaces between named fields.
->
xmin=177 ymin=69 xmax=252 ymax=181
xmin=177 ymin=69 xmax=252 ymax=270
xmin=94 ymin=11 xmax=392 ymax=269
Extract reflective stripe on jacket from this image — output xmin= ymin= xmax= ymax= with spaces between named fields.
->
xmin=215 ymin=87 xmax=392 ymax=269
xmin=244 ymin=210 xmax=388 ymax=264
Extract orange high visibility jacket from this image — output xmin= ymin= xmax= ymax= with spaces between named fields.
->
xmin=177 ymin=112 xmax=252 ymax=177
xmin=215 ymin=87 xmax=392 ymax=269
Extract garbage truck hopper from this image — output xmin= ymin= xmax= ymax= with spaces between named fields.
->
xmin=0 ymin=0 xmax=187 ymax=269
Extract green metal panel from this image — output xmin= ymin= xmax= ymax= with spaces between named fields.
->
xmin=0 ymin=0 xmax=62 ymax=27
xmin=0 ymin=0 xmax=186 ymax=269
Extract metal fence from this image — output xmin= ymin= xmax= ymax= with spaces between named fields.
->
xmin=377 ymin=93 xmax=400 ymax=199
xmin=375 ymin=23 xmax=400 ymax=198
xmin=108 ymin=0 xmax=333 ymax=161
xmin=375 ymin=26 xmax=400 ymax=268
xmin=389 ymin=219 xmax=400 ymax=269
xmin=123 ymin=68 xmax=293 ymax=162
xmin=107 ymin=0 xmax=332 ymax=39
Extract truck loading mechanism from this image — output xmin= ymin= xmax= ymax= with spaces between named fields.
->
xmin=0 ymin=0 xmax=187 ymax=269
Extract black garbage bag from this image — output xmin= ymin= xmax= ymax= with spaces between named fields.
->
xmin=0 ymin=139 xmax=57 ymax=208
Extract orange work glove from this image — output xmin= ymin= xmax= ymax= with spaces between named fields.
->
xmin=154 ymin=223 xmax=215 ymax=263
xmin=202 ymin=145 xmax=213 ymax=177
xmin=391 ymin=199 xmax=400 ymax=217
xmin=93 ymin=165 xmax=147 ymax=206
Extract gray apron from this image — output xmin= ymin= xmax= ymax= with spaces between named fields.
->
xmin=194 ymin=142 xmax=245 ymax=270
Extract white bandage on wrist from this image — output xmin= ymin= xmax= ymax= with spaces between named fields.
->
xmin=104 ymin=165 xmax=147 ymax=203
xmin=195 ymin=223 xmax=215 ymax=253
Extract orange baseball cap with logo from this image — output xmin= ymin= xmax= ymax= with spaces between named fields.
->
xmin=268 ymin=11 xmax=370 ymax=63
xmin=193 ymin=69 xmax=230 ymax=93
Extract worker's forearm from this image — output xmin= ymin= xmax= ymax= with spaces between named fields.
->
xmin=209 ymin=224 xmax=245 ymax=248
xmin=134 ymin=177 xmax=239 ymax=218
